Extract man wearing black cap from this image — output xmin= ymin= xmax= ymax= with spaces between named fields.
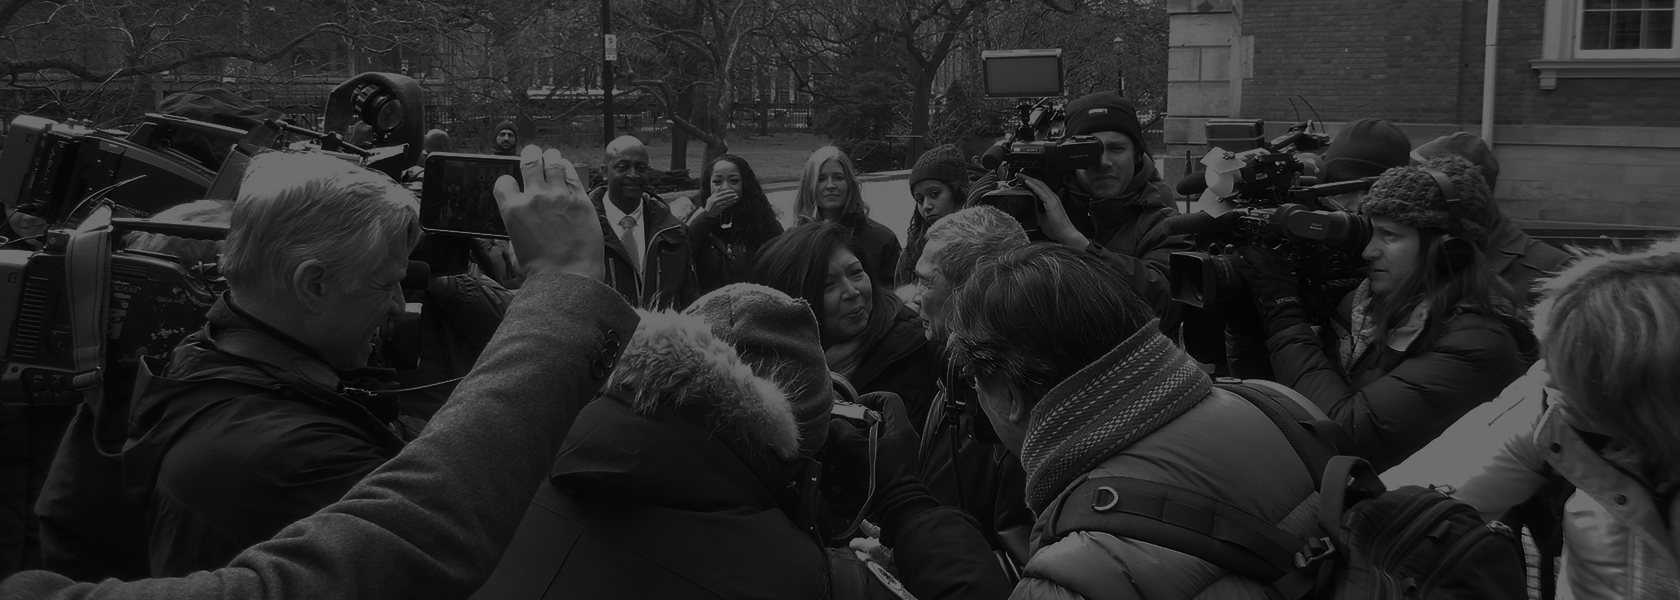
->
xmin=1318 ymin=118 xmax=1412 ymax=210
xmin=491 ymin=120 xmax=518 ymax=156
xmin=1005 ymin=91 xmax=1192 ymax=335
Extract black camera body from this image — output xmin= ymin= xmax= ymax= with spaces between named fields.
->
xmin=974 ymin=99 xmax=1102 ymax=237
xmin=0 ymin=114 xmax=226 ymax=225
xmin=0 ymin=72 xmax=436 ymax=411
xmin=0 ymin=222 xmax=225 ymax=408
xmin=1166 ymin=119 xmax=1373 ymax=316
xmin=1167 ymin=203 xmax=1371 ymax=313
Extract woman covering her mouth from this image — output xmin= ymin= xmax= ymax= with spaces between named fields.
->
xmin=754 ymin=221 xmax=941 ymax=434
xmin=792 ymin=146 xmax=903 ymax=288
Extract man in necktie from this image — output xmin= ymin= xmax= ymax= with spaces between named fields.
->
xmin=590 ymin=135 xmax=698 ymax=309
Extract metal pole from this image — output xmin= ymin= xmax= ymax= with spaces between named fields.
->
xmin=1480 ymin=0 xmax=1499 ymax=146
xmin=602 ymin=0 xmax=615 ymax=146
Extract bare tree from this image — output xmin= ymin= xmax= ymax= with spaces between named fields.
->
xmin=617 ymin=0 xmax=778 ymax=164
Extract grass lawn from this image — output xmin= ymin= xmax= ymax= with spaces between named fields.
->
xmin=545 ymin=133 xmax=835 ymax=186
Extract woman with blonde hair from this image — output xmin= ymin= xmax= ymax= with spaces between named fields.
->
xmin=1456 ymin=239 xmax=1680 ymax=599
xmin=792 ymin=146 xmax=901 ymax=287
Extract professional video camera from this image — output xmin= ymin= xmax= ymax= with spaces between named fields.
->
xmin=1165 ymin=119 xmax=1378 ymax=318
xmin=971 ymin=49 xmax=1102 ymax=235
xmin=0 ymin=73 xmax=433 ymax=412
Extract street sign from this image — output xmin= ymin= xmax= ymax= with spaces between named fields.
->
xmin=604 ymin=34 xmax=618 ymax=62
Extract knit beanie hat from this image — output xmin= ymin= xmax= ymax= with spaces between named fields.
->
xmin=685 ymin=283 xmax=833 ymax=456
xmin=1323 ymin=119 xmax=1412 ymax=183
xmin=1360 ymin=156 xmax=1500 ymax=247
xmin=493 ymin=119 xmax=516 ymax=136
xmin=1064 ymin=91 xmax=1145 ymax=148
xmin=1413 ymin=132 xmax=1499 ymax=188
xmin=910 ymin=144 xmax=969 ymax=189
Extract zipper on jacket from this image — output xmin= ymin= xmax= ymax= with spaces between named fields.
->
xmin=644 ymin=222 xmax=682 ymax=306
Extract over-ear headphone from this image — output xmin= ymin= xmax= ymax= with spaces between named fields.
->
xmin=1422 ymin=168 xmax=1474 ymax=272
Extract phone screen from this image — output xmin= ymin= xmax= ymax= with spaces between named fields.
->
xmin=419 ymin=153 xmax=520 ymax=239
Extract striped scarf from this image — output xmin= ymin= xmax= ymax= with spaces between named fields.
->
xmin=1021 ymin=320 xmax=1214 ymax=512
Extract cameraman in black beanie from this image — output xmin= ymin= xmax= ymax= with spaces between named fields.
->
xmin=997 ymin=91 xmax=1193 ymax=335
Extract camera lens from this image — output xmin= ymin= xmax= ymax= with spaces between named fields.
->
xmin=353 ymin=85 xmax=405 ymax=133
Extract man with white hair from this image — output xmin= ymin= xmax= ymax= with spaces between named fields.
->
xmin=115 ymin=151 xmax=422 ymax=577
xmin=910 ymin=206 xmax=1036 ymax=577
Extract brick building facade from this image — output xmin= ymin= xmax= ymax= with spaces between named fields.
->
xmin=1164 ymin=0 xmax=1680 ymax=225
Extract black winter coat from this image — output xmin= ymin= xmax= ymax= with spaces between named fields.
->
xmin=592 ymin=188 xmax=700 ymax=310
xmin=497 ymin=395 xmax=831 ymax=599
xmin=1258 ymin=300 xmax=1539 ymax=473
xmin=846 ymin=301 xmax=940 ymax=434
xmin=842 ymin=214 xmax=903 ymax=290
xmin=689 ymin=209 xmax=783 ymax=293
xmin=37 ymin=296 xmax=410 ymax=578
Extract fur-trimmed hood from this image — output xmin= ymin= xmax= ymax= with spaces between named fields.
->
xmin=606 ymin=309 xmax=802 ymax=459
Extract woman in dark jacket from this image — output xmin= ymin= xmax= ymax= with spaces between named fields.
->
xmin=792 ymin=146 xmax=902 ymax=288
xmin=755 ymin=221 xmax=939 ymax=433
xmin=1233 ymin=156 xmax=1539 ymax=473
xmin=894 ymin=145 xmax=971 ymax=288
xmin=688 ymin=154 xmax=784 ymax=293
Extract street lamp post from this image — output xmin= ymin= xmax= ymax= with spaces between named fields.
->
xmin=602 ymin=0 xmax=616 ymax=145
xmin=1113 ymin=35 xmax=1126 ymax=95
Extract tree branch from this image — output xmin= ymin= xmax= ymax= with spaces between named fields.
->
xmin=0 ymin=21 xmax=350 ymax=81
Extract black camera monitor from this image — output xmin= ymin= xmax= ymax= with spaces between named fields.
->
xmin=419 ymin=152 xmax=519 ymax=239
xmin=981 ymin=49 xmax=1064 ymax=98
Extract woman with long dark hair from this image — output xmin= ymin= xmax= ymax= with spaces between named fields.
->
xmin=689 ymin=154 xmax=784 ymax=292
xmin=894 ymin=145 xmax=971 ymax=290
xmin=753 ymin=221 xmax=938 ymax=432
xmin=792 ymin=146 xmax=902 ymax=288
xmin=1234 ymin=156 xmax=1538 ymax=472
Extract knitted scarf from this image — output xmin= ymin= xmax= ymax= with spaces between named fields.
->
xmin=1020 ymin=320 xmax=1214 ymax=512
xmin=1340 ymin=280 xmax=1433 ymax=375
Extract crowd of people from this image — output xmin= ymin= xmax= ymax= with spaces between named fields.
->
xmin=1 ymin=88 xmax=1677 ymax=600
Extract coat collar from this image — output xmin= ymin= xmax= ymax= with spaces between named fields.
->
xmin=1536 ymin=403 xmax=1680 ymax=567
xmin=591 ymin=187 xmax=686 ymax=247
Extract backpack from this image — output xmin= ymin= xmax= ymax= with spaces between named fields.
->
xmin=1043 ymin=379 xmax=1527 ymax=599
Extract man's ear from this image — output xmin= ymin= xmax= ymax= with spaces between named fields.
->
xmin=998 ymin=381 xmax=1032 ymax=425
xmin=291 ymin=259 xmax=330 ymax=314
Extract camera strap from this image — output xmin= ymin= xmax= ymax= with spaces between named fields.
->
xmin=65 ymin=215 xmax=114 ymax=410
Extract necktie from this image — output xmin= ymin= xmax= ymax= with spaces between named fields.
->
xmin=619 ymin=214 xmax=641 ymax=272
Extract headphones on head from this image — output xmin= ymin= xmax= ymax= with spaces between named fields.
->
xmin=1422 ymin=168 xmax=1474 ymax=272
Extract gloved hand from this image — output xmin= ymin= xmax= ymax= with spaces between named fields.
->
xmin=1234 ymin=246 xmax=1309 ymax=335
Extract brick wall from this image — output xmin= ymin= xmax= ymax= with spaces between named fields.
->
xmin=1241 ymin=0 xmax=1471 ymax=126
xmin=1193 ymin=0 xmax=1680 ymax=225
xmin=1239 ymin=0 xmax=1680 ymax=129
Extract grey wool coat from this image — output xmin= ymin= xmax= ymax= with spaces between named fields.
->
xmin=0 ymin=269 xmax=639 ymax=600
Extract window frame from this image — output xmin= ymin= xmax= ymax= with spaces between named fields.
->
xmin=1573 ymin=0 xmax=1679 ymax=59
xmin=1534 ymin=0 xmax=1680 ymax=89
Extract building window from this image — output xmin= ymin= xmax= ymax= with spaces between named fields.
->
xmin=1534 ymin=0 xmax=1680 ymax=88
xmin=1578 ymin=0 xmax=1677 ymax=58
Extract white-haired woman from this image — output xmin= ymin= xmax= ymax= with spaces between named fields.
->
xmin=1455 ymin=239 xmax=1680 ymax=599
xmin=792 ymin=146 xmax=901 ymax=287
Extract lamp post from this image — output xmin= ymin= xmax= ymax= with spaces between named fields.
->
xmin=1113 ymin=35 xmax=1126 ymax=95
xmin=602 ymin=0 xmax=616 ymax=145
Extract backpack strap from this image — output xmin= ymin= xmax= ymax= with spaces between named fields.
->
xmin=1048 ymin=475 xmax=1304 ymax=584
xmin=66 ymin=218 xmax=113 ymax=411
xmin=1041 ymin=381 xmax=1375 ymax=599
xmin=1215 ymin=381 xmax=1353 ymax=489
xmin=1316 ymin=456 xmax=1386 ymax=540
